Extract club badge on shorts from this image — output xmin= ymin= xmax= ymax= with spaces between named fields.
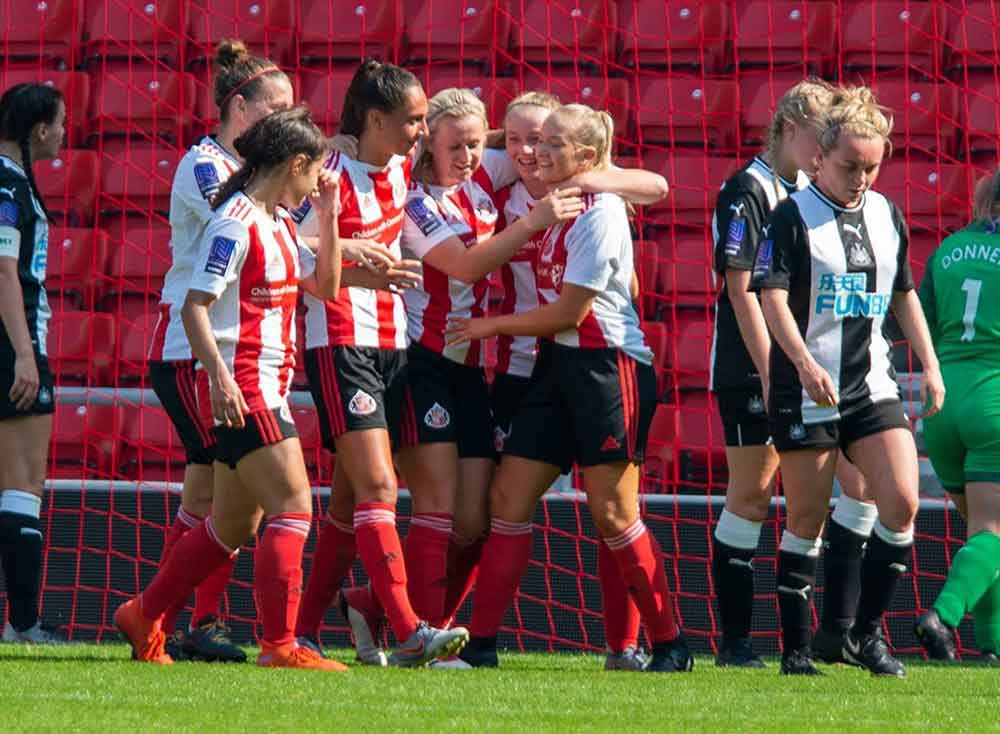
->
xmin=424 ymin=402 xmax=450 ymax=429
xmin=789 ymin=423 xmax=806 ymax=441
xmin=349 ymin=389 xmax=377 ymax=416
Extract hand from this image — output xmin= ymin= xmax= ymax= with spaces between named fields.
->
xmin=328 ymin=134 xmax=359 ymax=159
xmin=379 ymin=259 xmax=422 ymax=294
xmin=10 ymin=352 xmax=39 ymax=411
xmin=524 ymin=187 xmax=585 ymax=231
xmin=920 ymin=365 xmax=945 ymax=418
xmin=308 ymin=169 xmax=340 ymax=218
xmin=446 ymin=317 xmax=497 ymax=347
xmin=796 ymin=357 xmax=839 ymax=408
xmin=341 ymin=238 xmax=396 ymax=272
xmin=210 ymin=368 xmax=249 ymax=429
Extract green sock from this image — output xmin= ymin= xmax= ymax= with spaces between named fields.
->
xmin=933 ymin=531 xmax=1000 ymax=628
xmin=973 ymin=576 xmax=1000 ymax=653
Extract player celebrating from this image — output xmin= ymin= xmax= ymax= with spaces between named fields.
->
xmin=914 ymin=170 xmax=1000 ymax=662
xmin=0 ymin=83 xmax=65 ymax=643
xmin=709 ymin=79 xmax=875 ymax=668
xmin=493 ymin=91 xmax=669 ymax=671
xmin=751 ymin=86 xmax=944 ymax=677
xmin=291 ymin=61 xmax=470 ymax=667
xmin=147 ymin=39 xmax=292 ymax=662
xmin=115 ymin=106 xmax=346 ymax=669
xmin=449 ymin=103 xmax=691 ymax=673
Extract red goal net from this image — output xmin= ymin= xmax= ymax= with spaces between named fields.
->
xmin=0 ymin=0 xmax=988 ymax=655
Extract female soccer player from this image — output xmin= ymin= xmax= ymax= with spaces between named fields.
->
xmin=492 ymin=91 xmax=669 ymax=671
xmin=290 ymin=61 xmax=470 ymax=667
xmin=709 ymin=79 xmax=875 ymax=668
xmin=914 ymin=170 xmax=1000 ymax=662
xmin=0 ymin=83 xmax=65 ymax=643
xmin=147 ymin=39 xmax=292 ymax=662
xmin=115 ymin=106 xmax=348 ymax=669
xmin=751 ymin=86 xmax=944 ymax=677
xmin=449 ymin=103 xmax=691 ymax=673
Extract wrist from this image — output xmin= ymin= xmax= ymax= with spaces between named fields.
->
xmin=14 ymin=346 xmax=33 ymax=359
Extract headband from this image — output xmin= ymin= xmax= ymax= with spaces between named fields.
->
xmin=220 ymin=65 xmax=282 ymax=110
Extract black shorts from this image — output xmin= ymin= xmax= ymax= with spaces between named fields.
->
xmin=490 ymin=371 xmax=533 ymax=454
xmin=214 ymin=404 xmax=298 ymax=469
xmin=770 ymin=398 xmax=910 ymax=454
xmin=0 ymin=353 xmax=55 ymax=420
xmin=505 ymin=342 xmax=656 ymax=473
xmin=714 ymin=387 xmax=770 ymax=447
xmin=399 ymin=342 xmax=495 ymax=459
xmin=149 ymin=360 xmax=216 ymax=465
xmin=304 ymin=345 xmax=407 ymax=452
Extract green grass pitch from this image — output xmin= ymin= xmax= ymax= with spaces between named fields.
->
xmin=0 ymin=644 xmax=996 ymax=733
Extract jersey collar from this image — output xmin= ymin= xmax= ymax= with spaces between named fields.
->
xmin=0 ymin=154 xmax=27 ymax=179
xmin=752 ymin=156 xmax=798 ymax=191
xmin=808 ymin=182 xmax=865 ymax=213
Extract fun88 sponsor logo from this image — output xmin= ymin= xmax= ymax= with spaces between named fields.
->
xmin=31 ymin=230 xmax=48 ymax=280
xmin=815 ymin=272 xmax=891 ymax=318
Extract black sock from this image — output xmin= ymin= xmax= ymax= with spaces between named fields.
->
xmin=777 ymin=550 xmax=818 ymax=655
xmin=853 ymin=532 xmax=911 ymax=636
xmin=820 ymin=518 xmax=866 ymax=634
xmin=712 ymin=536 xmax=755 ymax=645
xmin=0 ymin=510 xmax=43 ymax=632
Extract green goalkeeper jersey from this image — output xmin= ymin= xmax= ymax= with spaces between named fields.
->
xmin=919 ymin=222 xmax=1000 ymax=365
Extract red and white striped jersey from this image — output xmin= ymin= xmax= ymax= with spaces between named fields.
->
xmin=150 ymin=136 xmax=241 ymax=362
xmin=187 ymin=192 xmax=314 ymax=416
xmin=492 ymin=181 xmax=545 ymax=378
xmin=401 ymin=148 xmax=518 ymax=366
xmin=298 ymin=151 xmax=411 ymax=350
xmin=536 ymin=193 xmax=653 ymax=364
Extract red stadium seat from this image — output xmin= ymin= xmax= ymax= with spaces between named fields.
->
xmin=82 ymin=0 xmax=189 ymax=68
xmin=103 ymin=293 xmax=158 ymax=383
xmin=186 ymin=0 xmax=296 ymax=68
xmin=47 ymin=311 xmax=116 ymax=384
xmin=299 ymin=68 xmax=355 ymax=134
xmin=299 ymin=0 xmax=403 ymax=64
xmin=90 ymin=69 xmax=195 ymax=143
xmin=946 ymin=1 xmax=1000 ymax=72
xmin=45 ymin=227 xmax=109 ymax=307
xmin=509 ymin=0 xmax=619 ymax=68
xmin=49 ymin=403 xmax=122 ymax=478
xmin=0 ymin=70 xmax=90 ymax=146
xmin=672 ymin=312 xmax=713 ymax=390
xmin=863 ymin=75 xmax=960 ymax=158
xmin=34 ymin=150 xmax=100 ymax=226
xmin=408 ymin=67 xmax=519 ymax=128
xmin=642 ymin=319 xmax=669 ymax=398
xmin=840 ymin=1 xmax=945 ymax=74
xmin=641 ymin=150 xmax=739 ymax=227
xmin=403 ymin=0 xmax=510 ymax=67
xmin=635 ymin=74 xmax=738 ymax=149
xmin=737 ymin=70 xmax=805 ymax=151
xmin=100 ymin=145 xmax=183 ymax=220
xmin=618 ymin=0 xmax=731 ymax=74
xmin=964 ymin=73 xmax=1000 ymax=157
xmin=0 ymin=0 xmax=83 ymax=67
xmin=518 ymin=69 xmax=631 ymax=139
xmin=876 ymin=161 xmax=973 ymax=232
xmin=673 ymin=390 xmax=727 ymax=489
xmin=119 ymin=402 xmax=187 ymax=480
xmin=643 ymin=402 xmax=676 ymax=491
xmin=635 ymin=238 xmax=664 ymax=317
xmin=105 ymin=222 xmax=171 ymax=297
xmin=733 ymin=1 xmax=837 ymax=75
xmin=660 ymin=233 xmax=716 ymax=306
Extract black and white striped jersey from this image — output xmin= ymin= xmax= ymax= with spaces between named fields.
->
xmin=709 ymin=156 xmax=809 ymax=391
xmin=750 ymin=183 xmax=913 ymax=424
xmin=0 ymin=155 xmax=49 ymax=360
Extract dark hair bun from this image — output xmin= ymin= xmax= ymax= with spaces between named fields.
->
xmin=215 ymin=39 xmax=250 ymax=69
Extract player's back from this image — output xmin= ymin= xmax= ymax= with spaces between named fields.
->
xmin=921 ymin=222 xmax=1000 ymax=364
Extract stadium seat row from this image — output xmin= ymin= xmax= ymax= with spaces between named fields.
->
xmin=4 ymin=65 xmax=999 ymax=159
xmin=5 ymin=1 xmax=999 ymax=77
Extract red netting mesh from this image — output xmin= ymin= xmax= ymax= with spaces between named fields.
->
xmin=0 ymin=0 xmax=990 ymax=655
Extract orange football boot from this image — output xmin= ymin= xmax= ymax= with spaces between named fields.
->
xmin=114 ymin=597 xmax=173 ymax=665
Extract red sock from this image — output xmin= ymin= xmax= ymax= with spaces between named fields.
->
xmin=598 ymin=537 xmax=640 ymax=652
xmin=405 ymin=513 xmax=452 ymax=626
xmin=354 ymin=503 xmax=420 ymax=642
xmin=295 ymin=512 xmax=357 ymax=637
xmin=254 ymin=513 xmax=311 ymax=647
xmin=606 ymin=521 xmax=679 ymax=643
xmin=442 ymin=536 xmax=485 ymax=625
xmin=142 ymin=518 xmax=234 ymax=621
xmin=192 ymin=551 xmax=237 ymax=626
xmin=160 ymin=507 xmax=201 ymax=632
xmin=469 ymin=519 xmax=533 ymax=638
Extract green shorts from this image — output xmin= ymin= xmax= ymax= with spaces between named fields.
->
xmin=923 ymin=361 xmax=1000 ymax=494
